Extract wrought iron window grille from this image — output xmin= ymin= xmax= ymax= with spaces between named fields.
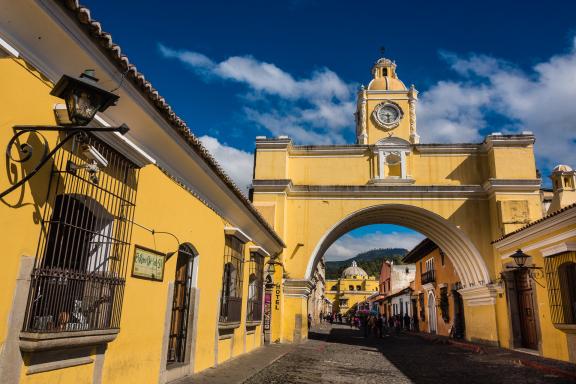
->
xmin=544 ymin=252 xmax=576 ymax=325
xmin=246 ymin=252 xmax=264 ymax=322
xmin=219 ymin=236 xmax=245 ymax=323
xmin=21 ymin=132 xmax=139 ymax=334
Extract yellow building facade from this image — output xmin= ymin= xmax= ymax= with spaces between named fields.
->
xmin=0 ymin=2 xmax=284 ymax=383
xmin=252 ymin=48 xmax=543 ymax=348
xmin=493 ymin=166 xmax=576 ymax=362
xmin=325 ymin=262 xmax=379 ymax=314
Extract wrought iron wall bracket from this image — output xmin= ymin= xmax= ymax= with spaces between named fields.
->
xmin=1 ymin=124 xmax=129 ymax=199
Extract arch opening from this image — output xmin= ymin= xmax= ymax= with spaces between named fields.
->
xmin=305 ymin=204 xmax=490 ymax=290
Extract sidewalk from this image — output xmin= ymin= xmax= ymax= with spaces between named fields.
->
xmin=174 ymin=343 xmax=294 ymax=384
xmin=410 ymin=331 xmax=576 ymax=380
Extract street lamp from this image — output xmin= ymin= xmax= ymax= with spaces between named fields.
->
xmin=267 ymin=260 xmax=276 ymax=275
xmin=50 ymin=70 xmax=119 ymax=126
xmin=1 ymin=70 xmax=129 ymax=199
xmin=511 ymin=249 xmax=529 ymax=268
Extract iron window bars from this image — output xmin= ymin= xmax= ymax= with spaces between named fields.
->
xmin=544 ymin=251 xmax=576 ymax=325
xmin=22 ymin=132 xmax=139 ymax=333
xmin=246 ymin=252 xmax=264 ymax=322
xmin=219 ymin=236 xmax=244 ymax=323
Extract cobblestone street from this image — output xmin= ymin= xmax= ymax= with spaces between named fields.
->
xmin=244 ymin=324 xmax=575 ymax=384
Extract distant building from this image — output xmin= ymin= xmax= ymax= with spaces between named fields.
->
xmin=376 ymin=261 xmax=415 ymax=317
xmin=325 ymin=262 xmax=379 ymax=315
xmin=403 ymin=239 xmax=465 ymax=337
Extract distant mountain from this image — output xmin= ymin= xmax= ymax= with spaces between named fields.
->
xmin=325 ymin=248 xmax=408 ymax=280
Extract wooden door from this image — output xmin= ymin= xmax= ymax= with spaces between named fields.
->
xmin=515 ymin=270 xmax=538 ymax=350
xmin=167 ymin=245 xmax=194 ymax=364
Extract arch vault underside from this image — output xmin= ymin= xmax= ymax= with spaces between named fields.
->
xmin=304 ymin=204 xmax=491 ymax=290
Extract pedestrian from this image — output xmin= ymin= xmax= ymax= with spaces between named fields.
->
xmin=308 ymin=313 xmax=312 ymax=331
xmin=319 ymin=311 xmax=323 ymax=324
xmin=376 ymin=315 xmax=383 ymax=338
xmin=362 ymin=316 xmax=369 ymax=338
xmin=367 ymin=315 xmax=375 ymax=337
xmin=394 ymin=315 xmax=401 ymax=335
xmin=403 ymin=313 xmax=410 ymax=330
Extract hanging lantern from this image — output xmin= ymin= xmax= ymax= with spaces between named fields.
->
xmin=267 ymin=261 xmax=276 ymax=274
xmin=50 ymin=70 xmax=119 ymax=126
xmin=511 ymin=249 xmax=529 ymax=268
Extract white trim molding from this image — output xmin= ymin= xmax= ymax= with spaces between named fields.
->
xmin=458 ymin=284 xmax=499 ymax=307
xmin=224 ymin=227 xmax=252 ymax=244
xmin=249 ymin=246 xmax=270 ymax=258
xmin=0 ymin=35 xmax=19 ymax=57
xmin=540 ymin=242 xmax=576 ymax=258
xmin=283 ymin=279 xmax=314 ymax=298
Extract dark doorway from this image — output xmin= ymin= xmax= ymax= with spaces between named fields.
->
xmin=515 ymin=269 xmax=539 ymax=350
xmin=167 ymin=244 xmax=195 ymax=364
xmin=452 ymin=287 xmax=465 ymax=339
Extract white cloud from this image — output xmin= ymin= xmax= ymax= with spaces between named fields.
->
xmin=324 ymin=231 xmax=425 ymax=261
xmin=420 ymin=38 xmax=576 ymax=168
xmin=198 ymin=136 xmax=253 ymax=193
xmin=159 ymin=44 xmax=355 ymax=144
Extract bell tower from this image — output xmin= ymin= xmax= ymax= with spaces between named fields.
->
xmin=355 ymin=57 xmax=419 ymax=145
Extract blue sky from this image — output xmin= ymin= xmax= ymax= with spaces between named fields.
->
xmin=82 ymin=0 xmax=576 ymax=260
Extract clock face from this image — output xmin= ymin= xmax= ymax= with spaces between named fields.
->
xmin=377 ymin=105 xmax=400 ymax=124
xmin=373 ymin=102 xmax=403 ymax=130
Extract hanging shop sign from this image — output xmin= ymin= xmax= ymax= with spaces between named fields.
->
xmin=132 ymin=245 xmax=166 ymax=281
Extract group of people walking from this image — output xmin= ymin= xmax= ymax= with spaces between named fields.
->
xmin=357 ymin=313 xmax=417 ymax=337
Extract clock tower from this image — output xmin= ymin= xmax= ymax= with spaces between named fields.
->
xmin=355 ymin=57 xmax=419 ymax=145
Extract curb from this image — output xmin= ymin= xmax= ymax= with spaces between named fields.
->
xmin=519 ymin=358 xmax=576 ymax=380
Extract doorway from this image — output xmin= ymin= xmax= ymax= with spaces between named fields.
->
xmin=167 ymin=244 xmax=196 ymax=365
xmin=515 ymin=269 xmax=539 ymax=350
xmin=428 ymin=291 xmax=437 ymax=334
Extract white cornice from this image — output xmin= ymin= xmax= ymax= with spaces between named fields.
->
xmin=249 ymin=245 xmax=271 ymax=258
xmin=540 ymin=242 xmax=576 ymax=257
xmin=224 ymin=227 xmax=252 ymax=244
xmin=458 ymin=285 xmax=498 ymax=306
xmin=482 ymin=179 xmax=541 ymax=194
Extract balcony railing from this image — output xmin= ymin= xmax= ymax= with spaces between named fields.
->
xmin=421 ymin=269 xmax=436 ymax=285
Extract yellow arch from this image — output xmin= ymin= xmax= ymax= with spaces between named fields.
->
xmin=304 ymin=204 xmax=491 ymax=289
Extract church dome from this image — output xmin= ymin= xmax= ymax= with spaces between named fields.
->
xmin=553 ymin=164 xmax=573 ymax=173
xmin=341 ymin=261 xmax=368 ymax=279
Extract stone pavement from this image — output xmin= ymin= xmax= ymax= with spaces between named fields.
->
xmin=174 ymin=343 xmax=294 ymax=384
xmin=244 ymin=324 xmax=575 ymax=384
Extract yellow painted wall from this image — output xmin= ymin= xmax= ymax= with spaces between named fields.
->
xmin=0 ymin=55 xmax=268 ymax=383
xmin=494 ymin=222 xmax=576 ymax=362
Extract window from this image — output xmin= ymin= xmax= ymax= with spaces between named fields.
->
xmin=246 ymin=252 xmax=264 ymax=322
xmin=168 ymin=244 xmax=196 ymax=364
xmin=356 ymin=285 xmax=362 ymax=291
xmin=331 ymin=285 xmax=337 ymax=291
xmin=349 ymin=285 xmax=354 ymax=291
xmin=23 ymin=135 xmax=139 ymax=333
xmin=439 ymin=287 xmax=449 ymax=323
xmin=219 ymin=236 xmax=244 ymax=323
xmin=545 ymin=252 xmax=576 ymax=325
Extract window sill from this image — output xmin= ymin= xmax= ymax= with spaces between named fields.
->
xmin=246 ymin=320 xmax=262 ymax=328
xmin=218 ymin=321 xmax=241 ymax=330
xmin=554 ymin=324 xmax=576 ymax=334
xmin=20 ymin=329 xmax=119 ymax=352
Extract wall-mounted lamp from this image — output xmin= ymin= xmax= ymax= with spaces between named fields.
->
xmin=50 ymin=70 xmax=119 ymax=126
xmin=500 ymin=249 xmax=544 ymax=287
xmin=1 ymin=70 xmax=129 ymax=198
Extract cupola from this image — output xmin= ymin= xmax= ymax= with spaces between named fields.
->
xmin=368 ymin=57 xmax=407 ymax=91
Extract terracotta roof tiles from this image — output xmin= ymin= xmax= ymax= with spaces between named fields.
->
xmin=57 ymin=1 xmax=284 ymax=247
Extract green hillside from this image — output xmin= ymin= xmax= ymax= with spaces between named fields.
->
xmin=325 ymin=248 xmax=408 ymax=280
